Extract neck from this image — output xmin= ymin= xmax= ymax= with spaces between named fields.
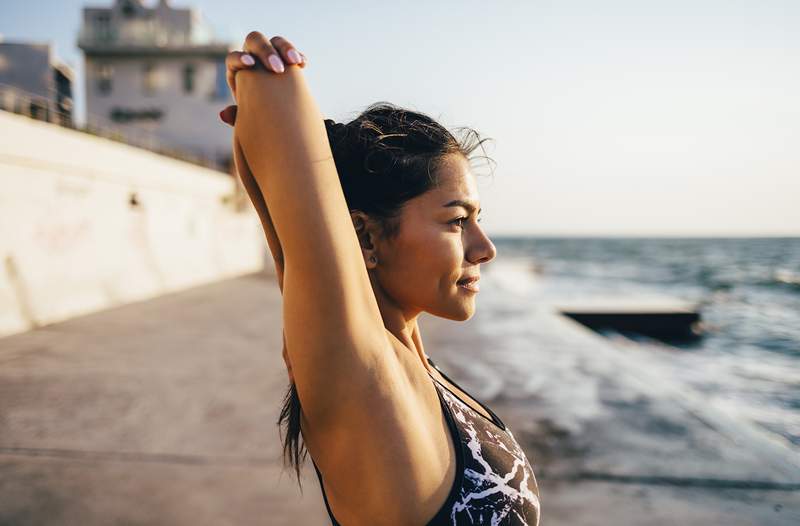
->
xmin=368 ymin=271 xmax=428 ymax=368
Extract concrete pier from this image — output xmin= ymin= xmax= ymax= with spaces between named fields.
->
xmin=555 ymin=298 xmax=702 ymax=341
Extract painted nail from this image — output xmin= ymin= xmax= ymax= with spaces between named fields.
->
xmin=268 ymin=54 xmax=285 ymax=73
xmin=286 ymin=49 xmax=301 ymax=64
xmin=241 ymin=54 xmax=255 ymax=66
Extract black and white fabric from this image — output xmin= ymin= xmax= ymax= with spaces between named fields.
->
xmin=312 ymin=357 xmax=541 ymax=525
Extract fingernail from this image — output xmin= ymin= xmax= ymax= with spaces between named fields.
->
xmin=268 ymin=54 xmax=285 ymax=73
xmin=241 ymin=54 xmax=255 ymax=66
xmin=287 ymin=49 xmax=301 ymax=64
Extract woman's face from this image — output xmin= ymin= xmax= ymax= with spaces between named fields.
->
xmin=374 ymin=154 xmax=497 ymax=321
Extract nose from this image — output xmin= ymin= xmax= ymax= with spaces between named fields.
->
xmin=467 ymin=223 xmax=496 ymax=265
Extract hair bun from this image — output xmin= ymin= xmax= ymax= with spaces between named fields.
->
xmin=324 ymin=119 xmax=348 ymax=144
xmin=324 ymin=118 xmax=363 ymax=175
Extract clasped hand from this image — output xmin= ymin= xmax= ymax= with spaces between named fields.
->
xmin=219 ymin=31 xmax=307 ymax=126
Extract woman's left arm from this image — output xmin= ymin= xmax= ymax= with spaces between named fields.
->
xmin=232 ymin=138 xmax=294 ymax=382
xmin=222 ymin=35 xmax=307 ymax=290
xmin=232 ymin=136 xmax=285 ymax=291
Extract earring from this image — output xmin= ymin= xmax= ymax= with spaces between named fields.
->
xmin=369 ymin=256 xmax=377 ymax=264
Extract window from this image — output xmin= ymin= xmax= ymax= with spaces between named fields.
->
xmin=97 ymin=64 xmax=113 ymax=95
xmin=96 ymin=13 xmax=111 ymax=40
xmin=183 ymin=64 xmax=195 ymax=94
xmin=143 ymin=63 xmax=156 ymax=96
xmin=121 ymin=1 xmax=135 ymax=18
xmin=212 ymin=60 xmax=229 ymax=100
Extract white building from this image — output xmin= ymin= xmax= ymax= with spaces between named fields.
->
xmin=78 ymin=0 xmax=234 ymax=171
xmin=0 ymin=40 xmax=75 ymax=127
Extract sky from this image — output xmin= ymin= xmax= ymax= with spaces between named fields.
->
xmin=1 ymin=0 xmax=798 ymax=237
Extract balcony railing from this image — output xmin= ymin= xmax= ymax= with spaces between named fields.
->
xmin=0 ymin=82 xmax=230 ymax=174
xmin=78 ymin=20 xmax=224 ymax=49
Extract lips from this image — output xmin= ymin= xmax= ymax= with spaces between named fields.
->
xmin=457 ymin=275 xmax=480 ymax=293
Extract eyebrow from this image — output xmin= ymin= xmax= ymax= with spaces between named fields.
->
xmin=443 ymin=199 xmax=482 ymax=215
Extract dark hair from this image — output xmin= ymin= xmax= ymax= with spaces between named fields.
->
xmin=277 ymin=101 xmax=494 ymax=491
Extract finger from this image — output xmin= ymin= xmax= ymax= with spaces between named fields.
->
xmin=298 ymin=51 xmax=307 ymax=68
xmin=270 ymin=35 xmax=303 ymax=66
xmin=225 ymin=51 xmax=256 ymax=99
xmin=219 ymin=105 xmax=237 ymax=126
xmin=244 ymin=30 xmax=285 ymax=73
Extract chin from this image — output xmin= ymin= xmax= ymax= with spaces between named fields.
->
xmin=432 ymin=302 xmax=475 ymax=322
xmin=453 ymin=310 xmax=474 ymax=322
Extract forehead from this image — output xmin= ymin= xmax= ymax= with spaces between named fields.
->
xmin=428 ymin=154 xmax=480 ymax=206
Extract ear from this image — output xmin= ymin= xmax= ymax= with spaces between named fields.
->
xmin=350 ymin=210 xmax=380 ymax=269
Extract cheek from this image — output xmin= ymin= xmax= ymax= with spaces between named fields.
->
xmin=416 ymin=236 xmax=465 ymax=299
xmin=382 ymin=233 xmax=462 ymax=303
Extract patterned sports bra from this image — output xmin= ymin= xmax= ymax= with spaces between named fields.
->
xmin=311 ymin=356 xmax=541 ymax=525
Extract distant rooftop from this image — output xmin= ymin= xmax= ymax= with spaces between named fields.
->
xmin=78 ymin=0 xmax=230 ymax=54
xmin=0 ymin=41 xmax=74 ymax=99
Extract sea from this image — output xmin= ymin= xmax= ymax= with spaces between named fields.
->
xmin=482 ymin=236 xmax=800 ymax=451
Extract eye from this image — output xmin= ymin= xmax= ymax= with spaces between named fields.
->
xmin=450 ymin=215 xmax=483 ymax=229
xmin=450 ymin=216 xmax=468 ymax=229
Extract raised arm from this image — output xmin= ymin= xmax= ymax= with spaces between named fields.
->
xmin=232 ymin=135 xmax=285 ymax=290
xmin=223 ymin=40 xmax=305 ymax=381
xmin=231 ymin=136 xmax=294 ymax=383
xmin=233 ymin=39 xmax=397 ymax=429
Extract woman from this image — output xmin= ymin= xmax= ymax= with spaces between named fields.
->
xmin=220 ymin=31 xmax=541 ymax=526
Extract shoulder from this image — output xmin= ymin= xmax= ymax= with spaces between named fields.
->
xmin=302 ymin=331 xmax=449 ymax=523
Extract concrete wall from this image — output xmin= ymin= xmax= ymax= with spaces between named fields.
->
xmin=0 ymin=110 xmax=270 ymax=338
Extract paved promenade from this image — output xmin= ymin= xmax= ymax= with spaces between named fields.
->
xmin=1 ymin=271 xmax=798 ymax=525
xmin=0 ymin=272 xmax=330 ymax=525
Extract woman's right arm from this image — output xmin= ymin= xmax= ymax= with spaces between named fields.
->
xmin=233 ymin=33 xmax=401 ymax=431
